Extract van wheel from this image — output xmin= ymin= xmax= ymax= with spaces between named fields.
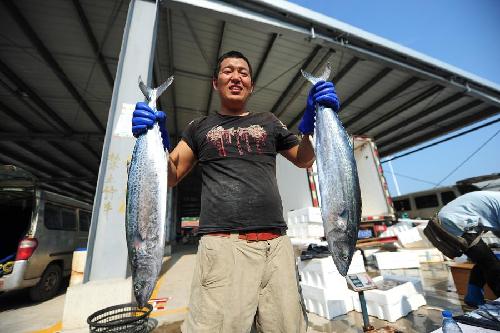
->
xmin=29 ymin=263 xmax=62 ymax=302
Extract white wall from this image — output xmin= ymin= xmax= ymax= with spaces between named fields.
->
xmin=276 ymin=155 xmax=313 ymax=221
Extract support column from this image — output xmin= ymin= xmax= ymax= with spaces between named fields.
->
xmin=62 ymin=1 xmax=160 ymax=330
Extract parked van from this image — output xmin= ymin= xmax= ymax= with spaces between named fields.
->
xmin=0 ymin=165 xmax=92 ymax=301
xmin=392 ymin=184 xmax=479 ymax=219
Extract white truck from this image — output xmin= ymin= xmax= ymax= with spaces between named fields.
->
xmin=276 ymin=136 xmax=395 ymax=237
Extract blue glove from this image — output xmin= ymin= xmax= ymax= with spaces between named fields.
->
xmin=132 ymin=102 xmax=170 ymax=151
xmin=298 ymin=81 xmax=340 ymax=135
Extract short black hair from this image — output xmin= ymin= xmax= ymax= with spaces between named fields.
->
xmin=213 ymin=50 xmax=253 ymax=82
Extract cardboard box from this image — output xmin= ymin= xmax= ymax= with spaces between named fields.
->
xmin=449 ymin=262 xmax=496 ymax=300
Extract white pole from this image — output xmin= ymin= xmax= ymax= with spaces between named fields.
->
xmin=388 ymin=157 xmax=401 ymax=196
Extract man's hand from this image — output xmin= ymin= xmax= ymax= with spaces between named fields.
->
xmin=298 ymin=81 xmax=340 ymax=135
xmin=132 ymin=102 xmax=170 ymax=151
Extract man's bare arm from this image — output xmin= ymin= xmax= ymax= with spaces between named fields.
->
xmin=168 ymin=140 xmax=197 ymax=187
xmin=280 ymin=134 xmax=315 ymax=168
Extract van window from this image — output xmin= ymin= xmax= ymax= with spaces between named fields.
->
xmin=79 ymin=211 xmax=91 ymax=232
xmin=45 ymin=204 xmax=61 ymax=230
xmin=45 ymin=204 xmax=77 ymax=231
xmin=61 ymin=208 xmax=77 ymax=231
xmin=441 ymin=191 xmax=456 ymax=205
xmin=394 ymin=198 xmax=411 ymax=211
xmin=414 ymin=194 xmax=439 ymax=209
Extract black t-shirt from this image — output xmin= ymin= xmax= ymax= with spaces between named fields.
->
xmin=181 ymin=112 xmax=299 ymax=234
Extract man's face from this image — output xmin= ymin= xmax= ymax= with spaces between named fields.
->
xmin=213 ymin=57 xmax=253 ymax=110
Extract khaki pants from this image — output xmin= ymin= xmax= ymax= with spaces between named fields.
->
xmin=181 ymin=234 xmax=307 ymax=333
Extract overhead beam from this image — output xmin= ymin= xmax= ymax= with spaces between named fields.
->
xmin=253 ymin=33 xmax=279 ymax=86
xmin=377 ymin=99 xmax=483 ymax=147
xmin=380 ymin=106 xmax=498 ymax=157
xmin=4 ymin=0 xmax=105 ymax=132
xmin=71 ymin=0 xmax=114 ymax=88
xmin=173 ymin=67 xmax=212 ymax=80
xmin=270 ymin=45 xmax=322 ymax=114
xmin=0 ymin=58 xmax=71 ymax=133
xmin=0 ymin=99 xmax=99 ymax=173
xmin=38 ymin=176 xmax=97 ymax=184
xmin=356 ymin=85 xmax=444 ymax=134
xmin=340 ymin=67 xmax=392 ymax=110
xmin=332 ymin=56 xmax=359 ymax=84
xmin=0 ymin=150 xmax=94 ymax=197
xmin=206 ymin=21 xmax=225 ymax=115
xmin=278 ymin=49 xmax=334 ymax=119
xmin=0 ymin=70 xmax=101 ymax=162
xmin=374 ymin=92 xmax=464 ymax=141
xmin=344 ymin=77 xmax=419 ymax=128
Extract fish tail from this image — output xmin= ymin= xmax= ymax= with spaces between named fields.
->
xmin=138 ymin=75 xmax=175 ymax=106
xmin=301 ymin=62 xmax=332 ymax=85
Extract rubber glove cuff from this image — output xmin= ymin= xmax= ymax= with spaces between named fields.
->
xmin=298 ymin=81 xmax=322 ymax=135
xmin=156 ymin=111 xmax=171 ymax=152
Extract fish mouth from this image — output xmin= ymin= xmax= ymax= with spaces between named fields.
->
xmin=331 ymin=251 xmax=351 ymax=276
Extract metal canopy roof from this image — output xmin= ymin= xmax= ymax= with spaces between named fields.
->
xmin=0 ymin=0 xmax=499 ymax=201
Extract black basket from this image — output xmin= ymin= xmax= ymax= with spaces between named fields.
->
xmin=87 ymin=303 xmax=153 ymax=333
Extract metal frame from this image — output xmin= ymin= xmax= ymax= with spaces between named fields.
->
xmin=277 ymin=48 xmax=334 ymax=118
xmin=355 ymin=85 xmax=444 ymax=134
xmin=71 ymin=0 xmax=115 ymax=88
xmin=3 ymin=0 xmax=105 ymax=132
xmin=344 ymin=77 xmax=419 ymax=128
xmin=253 ymin=33 xmax=279 ymax=86
xmin=341 ymin=67 xmax=392 ymax=110
xmin=165 ymin=0 xmax=500 ymax=109
xmin=381 ymin=106 xmax=498 ymax=156
xmin=270 ymin=45 xmax=321 ymax=114
xmin=374 ymin=92 xmax=465 ymax=141
xmin=377 ymin=99 xmax=483 ymax=148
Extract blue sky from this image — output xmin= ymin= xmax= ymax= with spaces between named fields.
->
xmin=289 ymin=0 xmax=500 ymax=196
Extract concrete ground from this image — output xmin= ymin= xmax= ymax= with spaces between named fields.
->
xmin=0 ymin=243 xmax=472 ymax=333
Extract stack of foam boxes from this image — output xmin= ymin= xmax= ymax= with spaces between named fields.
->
xmin=298 ymin=251 xmax=365 ymax=319
xmin=286 ymin=207 xmax=324 ymax=239
xmin=351 ymin=276 xmax=427 ymax=322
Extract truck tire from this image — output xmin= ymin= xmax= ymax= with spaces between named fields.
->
xmin=29 ymin=263 xmax=62 ymax=302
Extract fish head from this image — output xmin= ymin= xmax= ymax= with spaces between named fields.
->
xmin=329 ymin=231 xmax=355 ymax=276
xmin=325 ymin=208 xmax=357 ymax=276
xmin=133 ymin=277 xmax=155 ymax=308
xmin=213 ymin=56 xmax=254 ymax=112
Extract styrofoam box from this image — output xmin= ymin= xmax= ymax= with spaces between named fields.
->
xmin=298 ymin=252 xmax=365 ymax=289
xmin=397 ymin=226 xmax=434 ymax=248
xmin=288 ymin=207 xmax=322 ymax=224
xmin=301 ymin=284 xmax=354 ymax=319
xmin=379 ymin=273 xmax=424 ymax=293
xmin=374 ymin=251 xmax=420 ymax=269
xmin=351 ymin=276 xmax=426 ymax=322
xmin=352 ymin=292 xmax=426 ymax=322
xmin=287 ymin=222 xmax=325 ymax=238
xmin=400 ymin=248 xmax=445 ymax=263
xmin=298 ymin=258 xmax=348 ymax=289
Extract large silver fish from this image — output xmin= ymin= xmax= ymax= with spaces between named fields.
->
xmin=302 ymin=63 xmax=361 ymax=276
xmin=126 ymin=75 xmax=173 ymax=307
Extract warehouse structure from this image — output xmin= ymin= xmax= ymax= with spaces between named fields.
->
xmin=1 ymin=0 xmax=500 ymax=326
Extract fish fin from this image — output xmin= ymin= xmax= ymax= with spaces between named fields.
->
xmin=155 ymin=76 xmax=174 ymax=101
xmin=138 ymin=76 xmax=152 ymax=101
xmin=138 ymin=75 xmax=174 ymax=106
xmin=301 ymin=62 xmax=332 ymax=85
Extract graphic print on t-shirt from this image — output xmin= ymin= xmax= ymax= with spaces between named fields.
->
xmin=206 ymin=125 xmax=268 ymax=157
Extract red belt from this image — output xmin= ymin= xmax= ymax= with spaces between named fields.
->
xmin=206 ymin=230 xmax=282 ymax=241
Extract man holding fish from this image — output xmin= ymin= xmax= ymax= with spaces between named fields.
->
xmin=131 ymin=50 xmax=339 ymax=332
